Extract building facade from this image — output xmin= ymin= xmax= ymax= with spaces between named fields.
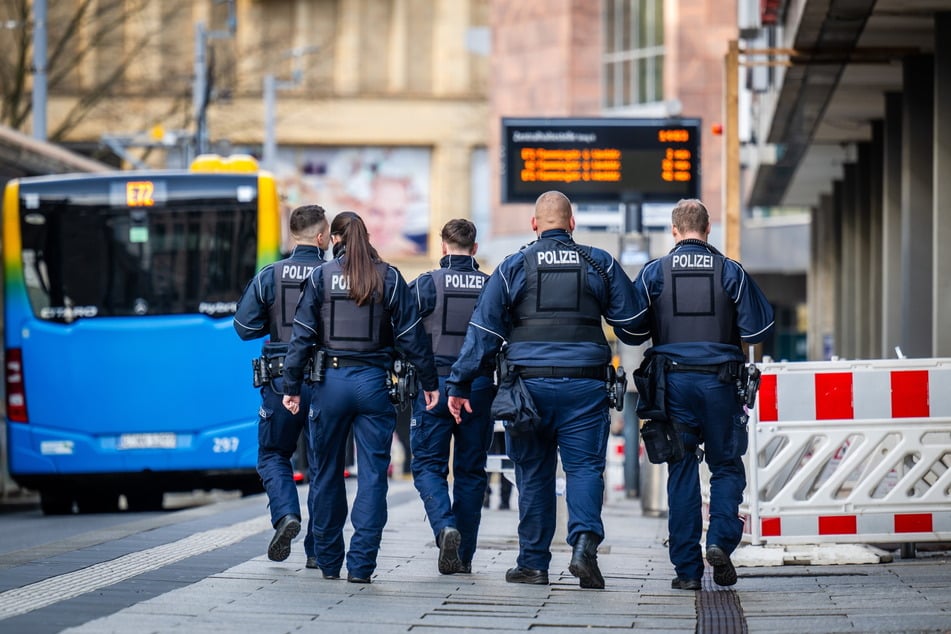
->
xmin=38 ymin=0 xmax=490 ymax=275
xmin=34 ymin=1 xmax=738 ymax=259
xmin=29 ymin=0 xmax=803 ymax=353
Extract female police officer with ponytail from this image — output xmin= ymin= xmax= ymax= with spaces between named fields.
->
xmin=282 ymin=211 xmax=439 ymax=584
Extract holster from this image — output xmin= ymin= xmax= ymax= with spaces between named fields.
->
xmin=388 ymin=357 xmax=418 ymax=408
xmin=306 ymin=349 xmax=326 ymax=383
xmin=607 ymin=365 xmax=627 ymax=412
xmin=632 ymin=354 xmax=670 ymax=421
xmin=490 ymin=371 xmax=540 ymax=436
xmin=252 ymin=354 xmax=285 ymax=387
xmin=640 ymin=419 xmax=685 ymax=464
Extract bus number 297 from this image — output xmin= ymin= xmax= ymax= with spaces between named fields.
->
xmin=212 ymin=437 xmax=240 ymax=453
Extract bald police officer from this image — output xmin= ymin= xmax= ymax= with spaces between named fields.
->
xmin=447 ymin=191 xmax=640 ymax=589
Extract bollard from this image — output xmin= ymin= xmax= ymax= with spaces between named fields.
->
xmin=640 ymin=458 xmax=668 ymax=517
xmin=622 ymin=393 xmax=640 ymax=497
xmin=554 ymin=456 xmax=568 ymax=543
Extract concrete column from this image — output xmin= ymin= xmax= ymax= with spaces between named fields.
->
xmin=432 ymin=0 xmax=471 ymax=95
xmin=900 ymin=55 xmax=935 ymax=359
xmin=868 ymin=122 xmax=884 ymax=359
xmin=809 ymin=194 xmax=837 ymax=360
xmin=430 ymin=141 xmax=472 ymax=254
xmin=855 ymin=144 xmax=872 ymax=359
xmin=234 ymin=1 xmax=258 ymax=92
xmin=934 ymin=14 xmax=951 ymax=356
xmin=881 ymin=93 xmax=903 ymax=357
xmin=833 ymin=180 xmax=845 ymax=359
xmin=841 ymin=163 xmax=858 ymax=360
xmin=387 ymin=0 xmax=409 ymax=92
xmin=808 ymin=202 xmax=820 ymax=361
xmin=292 ymin=0 xmax=315 ymax=52
xmin=128 ymin=3 xmax=161 ymax=83
xmin=334 ymin=0 xmax=362 ymax=95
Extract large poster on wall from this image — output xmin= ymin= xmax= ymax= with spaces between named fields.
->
xmin=275 ymin=146 xmax=431 ymax=259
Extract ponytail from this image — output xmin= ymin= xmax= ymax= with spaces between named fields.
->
xmin=330 ymin=211 xmax=383 ymax=306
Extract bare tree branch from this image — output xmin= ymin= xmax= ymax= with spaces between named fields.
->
xmin=0 ymin=0 xmax=31 ymax=127
xmin=2 ymin=0 xmax=193 ymax=142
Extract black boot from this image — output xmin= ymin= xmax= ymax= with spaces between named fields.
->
xmin=267 ymin=514 xmax=301 ymax=562
xmin=437 ymin=526 xmax=463 ymax=574
xmin=568 ymin=532 xmax=605 ymax=589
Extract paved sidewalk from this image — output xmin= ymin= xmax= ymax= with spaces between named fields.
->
xmin=61 ymin=479 xmax=951 ymax=633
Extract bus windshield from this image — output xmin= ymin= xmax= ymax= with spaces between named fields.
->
xmin=20 ymin=198 xmax=258 ymax=322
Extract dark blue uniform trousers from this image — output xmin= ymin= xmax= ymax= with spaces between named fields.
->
xmin=257 ymin=377 xmax=315 ymax=558
xmin=410 ymin=374 xmax=494 ymax=564
xmin=308 ymin=366 xmax=395 ymax=579
xmin=506 ymin=377 xmax=610 ymax=571
xmin=665 ymin=371 xmax=747 ymax=581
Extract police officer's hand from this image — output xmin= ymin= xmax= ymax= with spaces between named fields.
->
xmin=423 ymin=389 xmax=439 ymax=411
xmin=447 ymin=396 xmax=472 ymax=424
xmin=283 ymin=395 xmax=301 ymax=414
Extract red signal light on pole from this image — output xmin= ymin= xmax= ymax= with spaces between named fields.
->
xmin=712 ymin=123 xmax=724 ymax=136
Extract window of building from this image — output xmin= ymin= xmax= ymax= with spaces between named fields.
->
xmin=602 ymin=0 xmax=664 ymax=108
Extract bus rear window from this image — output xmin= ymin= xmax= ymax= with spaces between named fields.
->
xmin=19 ymin=200 xmax=258 ymax=322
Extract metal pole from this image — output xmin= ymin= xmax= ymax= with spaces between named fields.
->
xmin=32 ymin=0 xmax=47 ymax=140
xmin=724 ymin=39 xmax=741 ymax=260
xmin=747 ymin=350 xmax=762 ymax=545
xmin=622 ymin=392 xmax=640 ymax=497
xmin=263 ymin=74 xmax=277 ymax=172
xmin=193 ymin=22 xmax=207 ymax=156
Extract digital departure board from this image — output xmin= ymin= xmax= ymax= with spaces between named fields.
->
xmin=501 ymin=118 xmax=701 ymax=204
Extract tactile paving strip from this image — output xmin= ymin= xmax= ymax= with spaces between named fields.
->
xmin=0 ymin=517 xmax=265 ymax=621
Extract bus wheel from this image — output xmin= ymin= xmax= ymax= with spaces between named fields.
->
xmin=76 ymin=491 xmax=120 ymax=514
xmin=40 ymin=490 xmax=75 ymax=515
xmin=125 ymin=490 xmax=165 ymax=512
xmin=239 ymin=478 xmax=265 ymax=497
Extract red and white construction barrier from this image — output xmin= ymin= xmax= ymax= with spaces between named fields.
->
xmin=740 ymin=358 xmax=951 ymax=546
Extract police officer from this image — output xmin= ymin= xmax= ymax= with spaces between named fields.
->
xmin=233 ymin=204 xmax=329 ymax=564
xmin=615 ymin=198 xmax=774 ymax=590
xmin=447 ymin=191 xmax=640 ymax=589
xmin=281 ymin=211 xmax=439 ymax=584
xmin=408 ymin=219 xmax=492 ymax=575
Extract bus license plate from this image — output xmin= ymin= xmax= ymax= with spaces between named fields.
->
xmin=118 ymin=433 xmax=177 ymax=450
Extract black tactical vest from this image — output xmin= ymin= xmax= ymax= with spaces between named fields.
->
xmin=509 ymin=240 xmax=606 ymax=345
xmin=319 ymin=260 xmax=392 ymax=352
xmin=268 ymin=258 xmax=318 ymax=343
xmin=649 ymin=250 xmax=739 ymax=346
xmin=423 ymin=267 xmax=488 ymax=360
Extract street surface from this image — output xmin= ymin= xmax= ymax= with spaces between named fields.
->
xmin=0 ymin=479 xmax=949 ymax=633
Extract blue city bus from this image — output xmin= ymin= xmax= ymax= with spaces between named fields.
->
xmin=2 ymin=155 xmax=281 ymax=513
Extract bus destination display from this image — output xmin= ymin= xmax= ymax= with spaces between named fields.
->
xmin=501 ymin=118 xmax=700 ymax=204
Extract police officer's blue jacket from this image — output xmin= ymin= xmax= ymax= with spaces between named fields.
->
xmin=409 ymin=254 xmax=488 ymax=371
xmin=233 ymin=244 xmax=325 ymax=354
xmin=615 ymin=238 xmax=774 ymax=365
xmin=282 ymin=253 xmax=439 ymax=397
xmin=446 ymin=229 xmax=640 ymax=398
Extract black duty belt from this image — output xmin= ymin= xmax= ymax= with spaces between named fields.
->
xmin=328 ymin=356 xmax=379 ymax=369
xmin=668 ymin=362 xmax=720 ymax=373
xmin=437 ymin=365 xmax=491 ymax=378
xmin=518 ymin=365 xmax=605 ymax=380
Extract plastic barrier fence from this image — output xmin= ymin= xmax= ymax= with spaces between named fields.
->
xmin=740 ymin=358 xmax=951 ymax=546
